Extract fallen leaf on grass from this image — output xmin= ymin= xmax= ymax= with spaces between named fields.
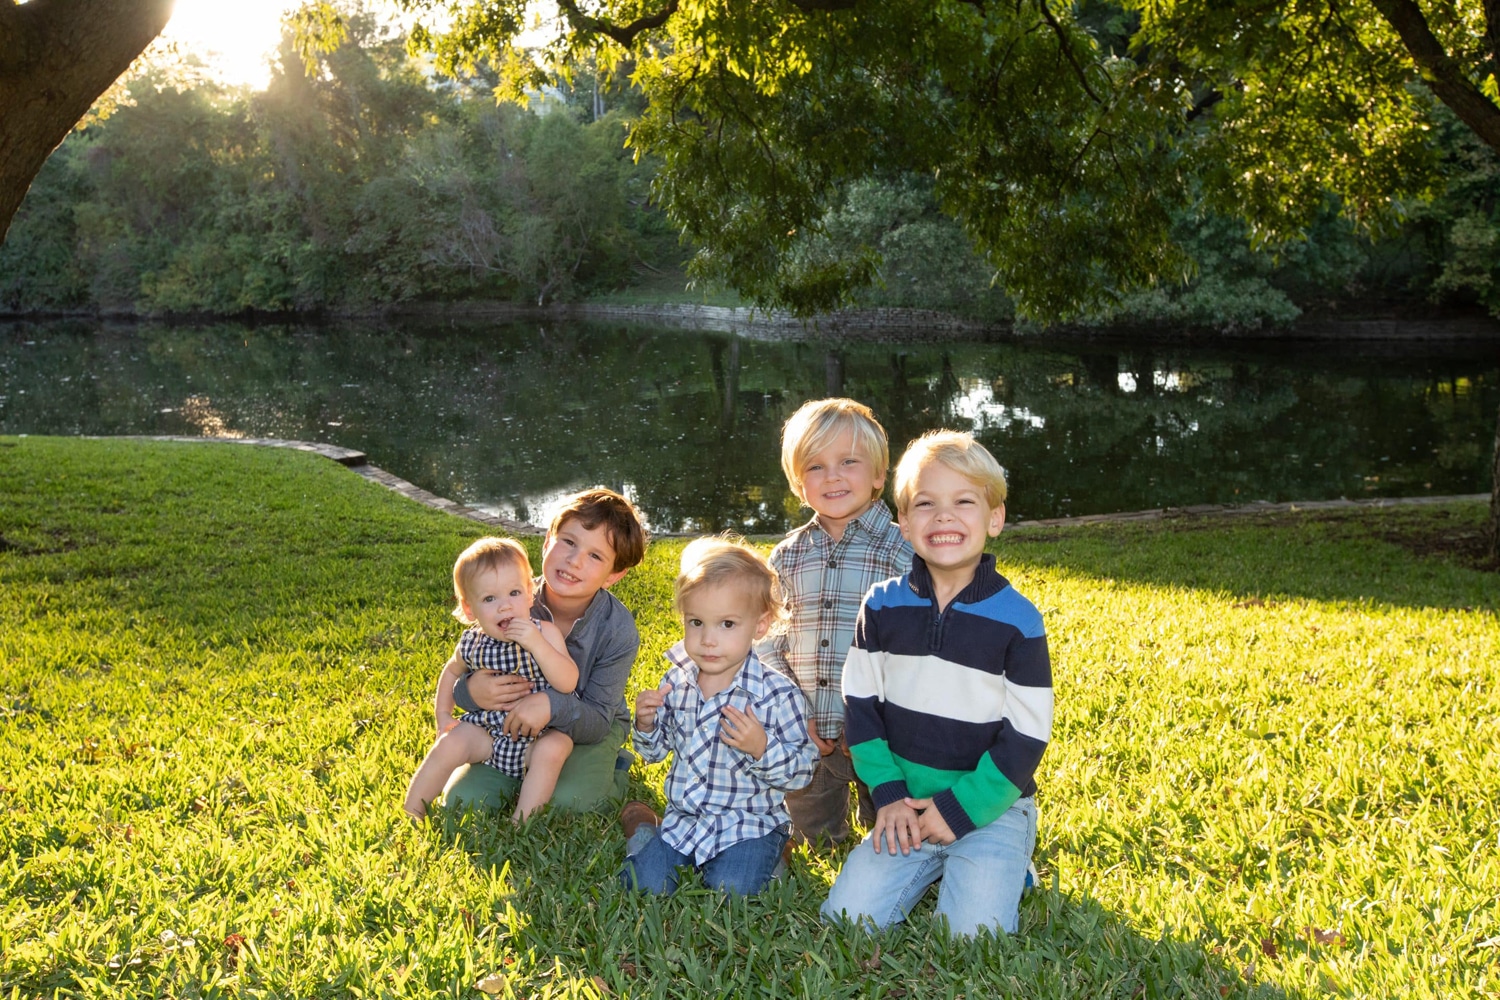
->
xmin=223 ymin=933 xmax=246 ymax=969
xmin=592 ymin=975 xmax=611 ymax=995
xmin=1261 ymin=937 xmax=1278 ymax=958
xmin=861 ymin=945 xmax=882 ymax=972
xmin=475 ymin=972 xmax=506 ymax=994
xmin=1302 ymin=926 xmax=1345 ymax=947
xmin=619 ymin=959 xmax=638 ymax=978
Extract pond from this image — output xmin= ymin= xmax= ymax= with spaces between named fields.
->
xmin=1 ymin=317 xmax=1496 ymax=534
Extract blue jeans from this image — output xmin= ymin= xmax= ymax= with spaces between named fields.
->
xmin=619 ymin=825 xmax=788 ymax=896
xmin=821 ymin=797 xmax=1037 ymax=937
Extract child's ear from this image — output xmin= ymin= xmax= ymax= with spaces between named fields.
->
xmin=987 ymin=503 xmax=1006 ymax=537
xmin=601 ymin=567 xmax=629 ymax=589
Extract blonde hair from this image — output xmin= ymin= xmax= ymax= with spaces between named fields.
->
xmin=549 ymin=488 xmax=649 ymax=573
xmin=780 ymin=398 xmax=891 ymax=504
xmin=452 ymin=537 xmax=533 ymax=624
xmin=892 ymin=431 xmax=1008 ymax=514
xmin=674 ymin=535 xmax=788 ymax=635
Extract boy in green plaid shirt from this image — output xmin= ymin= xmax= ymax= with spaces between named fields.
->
xmin=758 ymin=398 xmax=913 ymax=846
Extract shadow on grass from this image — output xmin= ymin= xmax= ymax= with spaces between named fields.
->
xmin=1003 ymin=504 xmax=1500 ymax=612
xmin=435 ymin=806 xmax=1306 ymax=999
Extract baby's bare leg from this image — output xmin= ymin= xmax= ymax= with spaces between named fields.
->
xmin=513 ymin=730 xmax=575 ymax=822
xmin=404 ymin=722 xmax=496 ymax=820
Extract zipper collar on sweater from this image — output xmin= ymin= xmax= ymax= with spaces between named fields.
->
xmin=907 ymin=553 xmax=1009 ymax=607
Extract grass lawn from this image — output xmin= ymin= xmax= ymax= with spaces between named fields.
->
xmin=2 ymin=435 xmax=1497 ymax=999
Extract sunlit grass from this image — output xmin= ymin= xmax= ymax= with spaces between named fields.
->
xmin=2 ymin=436 xmax=1497 ymax=998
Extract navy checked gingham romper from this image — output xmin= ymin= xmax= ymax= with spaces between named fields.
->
xmin=456 ymin=624 xmax=550 ymax=778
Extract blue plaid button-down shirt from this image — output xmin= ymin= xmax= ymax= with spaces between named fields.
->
xmin=633 ymin=643 xmax=818 ymax=864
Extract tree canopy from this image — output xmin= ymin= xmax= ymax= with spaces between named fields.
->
xmin=388 ymin=0 xmax=1500 ymax=320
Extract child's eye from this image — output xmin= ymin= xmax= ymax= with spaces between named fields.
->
xmin=482 ymin=595 xmax=496 ymax=603
xmin=721 ymin=620 xmax=736 ymax=630
xmin=509 ymin=588 xmax=524 ymax=597
xmin=806 ymin=463 xmax=823 ymax=472
xmin=687 ymin=618 xmax=702 ymax=627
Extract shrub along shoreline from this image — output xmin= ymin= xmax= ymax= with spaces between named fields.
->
xmin=2 ymin=436 xmax=1496 ymax=998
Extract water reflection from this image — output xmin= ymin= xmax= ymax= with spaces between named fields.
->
xmin=1 ymin=318 xmax=1495 ymax=533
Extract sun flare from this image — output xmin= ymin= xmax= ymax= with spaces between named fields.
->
xmin=160 ymin=0 xmax=295 ymax=88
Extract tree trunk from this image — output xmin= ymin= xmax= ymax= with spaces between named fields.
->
xmin=0 ymin=0 xmax=173 ymax=242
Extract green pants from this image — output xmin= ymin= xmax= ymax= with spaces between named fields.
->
xmin=441 ymin=719 xmax=632 ymax=813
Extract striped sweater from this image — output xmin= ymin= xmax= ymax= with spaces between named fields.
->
xmin=842 ymin=553 xmax=1052 ymax=839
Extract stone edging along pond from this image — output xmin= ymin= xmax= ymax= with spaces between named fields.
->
xmin=107 ymin=435 xmax=1488 ymax=538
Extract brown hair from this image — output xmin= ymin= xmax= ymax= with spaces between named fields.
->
xmin=452 ymin=537 xmax=533 ymax=624
xmin=548 ymin=488 xmax=649 ymax=573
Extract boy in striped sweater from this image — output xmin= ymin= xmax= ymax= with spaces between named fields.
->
xmin=821 ymin=431 xmax=1052 ymax=937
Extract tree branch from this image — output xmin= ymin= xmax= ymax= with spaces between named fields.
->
xmin=1035 ymin=0 xmax=1102 ymax=103
xmin=554 ymin=0 xmax=678 ymax=48
xmin=1485 ymin=0 xmax=1500 ymax=84
xmin=1370 ymin=0 xmax=1500 ymax=154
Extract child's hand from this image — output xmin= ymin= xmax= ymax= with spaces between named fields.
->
xmin=466 ymin=671 xmax=533 ymax=712
xmin=810 ymin=732 xmax=837 ymax=756
xmin=719 ymin=705 xmax=767 ymax=760
xmin=905 ymin=797 xmax=957 ymax=846
xmin=871 ymin=800 xmax=922 ymax=856
xmin=634 ymin=681 xmax=672 ymax=733
xmin=500 ymin=616 xmax=543 ymax=651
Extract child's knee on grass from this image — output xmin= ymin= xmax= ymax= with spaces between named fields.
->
xmin=528 ymin=729 xmax=574 ymax=771
xmin=405 ymin=722 xmax=498 ymax=819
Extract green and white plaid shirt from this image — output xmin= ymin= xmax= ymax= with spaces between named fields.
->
xmin=758 ymin=500 xmax=912 ymax=741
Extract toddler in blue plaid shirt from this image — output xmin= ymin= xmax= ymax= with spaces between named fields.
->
xmin=620 ymin=536 xmax=818 ymax=896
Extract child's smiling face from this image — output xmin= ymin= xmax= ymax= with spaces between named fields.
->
xmin=799 ymin=428 xmax=884 ymax=528
xmin=541 ymin=517 xmax=626 ymax=603
xmin=898 ymin=461 xmax=1005 ymax=575
xmin=460 ymin=561 xmax=534 ymax=641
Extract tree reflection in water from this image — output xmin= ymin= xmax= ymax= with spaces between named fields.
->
xmin=1 ymin=318 xmax=1495 ymax=533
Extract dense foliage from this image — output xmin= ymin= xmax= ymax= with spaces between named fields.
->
xmin=1 ymin=5 xmax=1497 ymax=327
xmin=0 ymin=15 xmax=672 ymax=314
xmin=389 ymin=0 xmax=1500 ymax=321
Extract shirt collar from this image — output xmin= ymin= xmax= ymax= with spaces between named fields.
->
xmin=663 ymin=642 xmax=771 ymax=698
xmin=799 ymin=498 xmax=897 ymax=545
xmin=908 ymin=553 xmax=1008 ymax=605
xmin=534 ymin=579 xmax=608 ymax=629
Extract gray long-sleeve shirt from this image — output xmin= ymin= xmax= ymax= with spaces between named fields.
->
xmin=453 ymin=580 xmax=636 ymax=744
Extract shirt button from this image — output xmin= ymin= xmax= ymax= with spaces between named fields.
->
xmin=828 ymin=559 xmax=837 ymax=568
xmin=818 ymin=678 xmax=829 ymax=687
xmin=823 ymin=599 xmax=833 ymax=609
xmin=820 ymin=639 xmax=830 ymax=648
